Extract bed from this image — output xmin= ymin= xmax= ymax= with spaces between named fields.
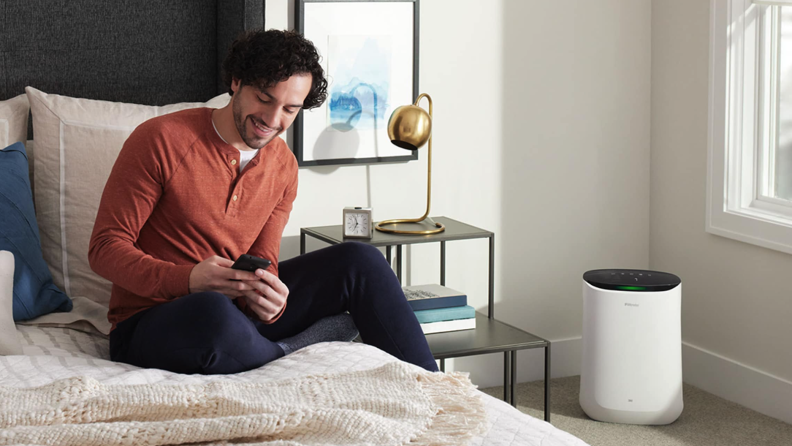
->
xmin=0 ymin=1 xmax=590 ymax=444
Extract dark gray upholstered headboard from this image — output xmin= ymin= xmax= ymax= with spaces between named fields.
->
xmin=0 ymin=0 xmax=264 ymax=106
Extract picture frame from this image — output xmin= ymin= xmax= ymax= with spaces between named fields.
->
xmin=292 ymin=0 xmax=420 ymax=167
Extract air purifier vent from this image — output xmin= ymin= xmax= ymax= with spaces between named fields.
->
xmin=583 ymin=269 xmax=680 ymax=292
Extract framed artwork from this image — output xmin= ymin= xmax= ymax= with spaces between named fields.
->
xmin=293 ymin=0 xmax=420 ymax=167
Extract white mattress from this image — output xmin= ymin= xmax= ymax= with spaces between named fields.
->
xmin=1 ymin=326 xmax=589 ymax=446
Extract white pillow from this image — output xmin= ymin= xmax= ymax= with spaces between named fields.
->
xmin=0 ymin=251 xmax=22 ymax=355
xmin=0 ymin=94 xmax=33 ymax=192
xmin=25 ymin=87 xmax=231 ymax=333
xmin=0 ymin=94 xmax=28 ymax=148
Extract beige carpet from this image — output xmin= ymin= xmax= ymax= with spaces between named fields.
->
xmin=480 ymin=376 xmax=792 ymax=446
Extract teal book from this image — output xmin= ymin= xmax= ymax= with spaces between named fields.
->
xmin=414 ymin=305 xmax=475 ymax=324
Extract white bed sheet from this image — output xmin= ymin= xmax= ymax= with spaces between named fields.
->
xmin=1 ymin=326 xmax=589 ymax=446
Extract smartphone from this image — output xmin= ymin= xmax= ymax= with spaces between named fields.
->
xmin=231 ymin=254 xmax=272 ymax=272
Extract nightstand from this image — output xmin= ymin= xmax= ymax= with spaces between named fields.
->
xmin=300 ymin=216 xmax=551 ymax=422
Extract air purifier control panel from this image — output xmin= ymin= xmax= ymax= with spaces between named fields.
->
xmin=583 ymin=269 xmax=680 ymax=292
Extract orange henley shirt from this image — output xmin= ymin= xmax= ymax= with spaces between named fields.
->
xmin=88 ymin=107 xmax=298 ymax=332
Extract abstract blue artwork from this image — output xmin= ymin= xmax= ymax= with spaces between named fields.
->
xmin=296 ymin=0 xmax=417 ymax=166
xmin=327 ymin=35 xmax=392 ymax=131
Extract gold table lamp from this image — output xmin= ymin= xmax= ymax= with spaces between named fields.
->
xmin=375 ymin=93 xmax=445 ymax=235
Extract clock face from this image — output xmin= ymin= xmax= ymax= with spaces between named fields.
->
xmin=345 ymin=212 xmax=370 ymax=236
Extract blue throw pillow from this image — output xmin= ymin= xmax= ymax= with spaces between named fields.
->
xmin=0 ymin=142 xmax=72 ymax=320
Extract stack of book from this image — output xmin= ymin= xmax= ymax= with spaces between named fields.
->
xmin=402 ymin=284 xmax=476 ymax=334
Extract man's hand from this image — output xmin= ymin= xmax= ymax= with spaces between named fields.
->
xmin=239 ymin=269 xmax=289 ymax=323
xmin=188 ymin=255 xmax=288 ymax=322
xmin=188 ymin=256 xmax=261 ymax=297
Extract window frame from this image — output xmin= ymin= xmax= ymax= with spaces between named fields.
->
xmin=707 ymin=0 xmax=792 ymax=254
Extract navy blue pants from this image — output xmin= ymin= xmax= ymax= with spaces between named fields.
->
xmin=110 ymin=243 xmax=438 ymax=374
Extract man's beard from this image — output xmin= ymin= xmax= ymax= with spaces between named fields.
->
xmin=232 ymin=98 xmax=279 ymax=150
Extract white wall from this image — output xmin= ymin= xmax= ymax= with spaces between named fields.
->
xmin=651 ymin=0 xmax=792 ymax=421
xmin=268 ymin=0 xmax=652 ymax=388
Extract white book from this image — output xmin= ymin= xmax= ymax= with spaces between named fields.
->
xmin=420 ymin=317 xmax=476 ymax=335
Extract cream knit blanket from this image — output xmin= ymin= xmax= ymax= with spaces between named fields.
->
xmin=0 ymin=361 xmax=486 ymax=446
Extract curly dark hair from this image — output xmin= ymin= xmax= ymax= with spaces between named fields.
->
xmin=222 ymin=29 xmax=328 ymax=110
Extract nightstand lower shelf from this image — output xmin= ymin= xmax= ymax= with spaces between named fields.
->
xmin=426 ymin=312 xmax=551 ymax=422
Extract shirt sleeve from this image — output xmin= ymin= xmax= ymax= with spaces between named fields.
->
xmin=88 ymin=124 xmax=194 ymax=300
xmin=235 ymin=158 xmax=298 ymax=324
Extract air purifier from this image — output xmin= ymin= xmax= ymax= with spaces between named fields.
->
xmin=580 ymin=269 xmax=683 ymax=425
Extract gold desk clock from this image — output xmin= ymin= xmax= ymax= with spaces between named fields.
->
xmin=343 ymin=207 xmax=373 ymax=239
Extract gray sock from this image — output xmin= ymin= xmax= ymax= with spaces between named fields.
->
xmin=276 ymin=313 xmax=359 ymax=355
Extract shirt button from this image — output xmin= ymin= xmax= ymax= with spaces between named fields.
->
xmin=231 ymin=159 xmax=237 ymax=165
xmin=232 ymin=195 xmax=238 ymax=201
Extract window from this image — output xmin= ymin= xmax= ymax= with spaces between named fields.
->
xmin=707 ymin=0 xmax=792 ymax=254
xmin=771 ymin=6 xmax=792 ymax=200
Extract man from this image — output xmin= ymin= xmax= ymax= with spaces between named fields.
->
xmin=89 ymin=30 xmax=438 ymax=374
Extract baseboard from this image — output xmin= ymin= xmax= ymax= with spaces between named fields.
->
xmin=446 ymin=337 xmax=792 ymax=425
xmin=682 ymin=341 xmax=792 ymax=425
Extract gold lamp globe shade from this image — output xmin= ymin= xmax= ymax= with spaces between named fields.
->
xmin=387 ymin=104 xmax=431 ymax=150
xmin=375 ymin=93 xmax=445 ymax=235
